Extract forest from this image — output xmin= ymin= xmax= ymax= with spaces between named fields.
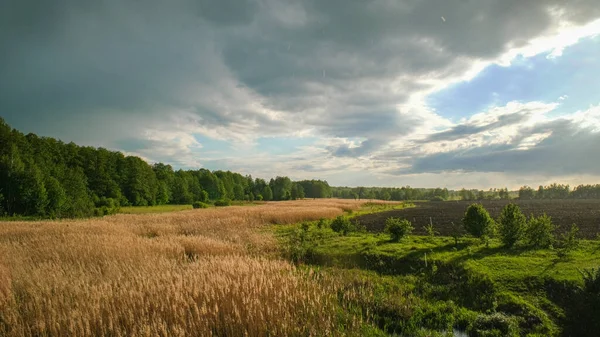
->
xmin=0 ymin=118 xmax=333 ymax=217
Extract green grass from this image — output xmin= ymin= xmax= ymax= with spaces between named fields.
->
xmin=118 ymin=204 xmax=193 ymax=214
xmin=274 ymin=216 xmax=600 ymax=336
xmin=350 ymin=201 xmax=414 ymax=216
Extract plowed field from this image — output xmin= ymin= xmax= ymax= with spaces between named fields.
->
xmin=355 ymin=199 xmax=600 ymax=239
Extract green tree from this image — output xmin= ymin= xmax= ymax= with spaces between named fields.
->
xmin=18 ymin=163 xmax=48 ymax=216
xmin=526 ymin=213 xmax=555 ymax=248
xmin=499 ymin=203 xmax=527 ymax=248
xmin=262 ymin=185 xmax=273 ymax=201
xmin=61 ymin=167 xmax=94 ymax=218
xmin=270 ymin=176 xmax=292 ymax=200
xmin=385 ymin=218 xmax=413 ymax=242
xmin=519 ymin=186 xmax=535 ymax=200
xmin=291 ymin=183 xmax=305 ymax=200
xmin=462 ymin=204 xmax=494 ymax=238
xmin=171 ymin=175 xmax=193 ymax=204
xmin=233 ymin=184 xmax=245 ymax=200
xmin=45 ymin=176 xmax=67 ymax=218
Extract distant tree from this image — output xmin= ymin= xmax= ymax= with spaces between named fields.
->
xmin=262 ymin=186 xmax=273 ymax=201
xmin=61 ymin=167 xmax=94 ymax=218
xmin=44 ymin=176 xmax=66 ymax=218
xmin=270 ymin=176 xmax=292 ymax=200
xmin=233 ymin=184 xmax=245 ymax=201
xmin=477 ymin=190 xmax=485 ymax=200
xmin=291 ymin=183 xmax=305 ymax=200
xmin=171 ymin=175 xmax=193 ymax=204
xmin=499 ymin=203 xmax=526 ymax=248
xmin=462 ymin=204 xmax=494 ymax=238
xmin=498 ymin=188 xmax=510 ymax=200
xmin=519 ymin=186 xmax=535 ymax=200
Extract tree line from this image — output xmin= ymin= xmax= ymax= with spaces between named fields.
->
xmin=518 ymin=184 xmax=600 ymax=199
xmin=331 ymin=186 xmax=450 ymax=201
xmin=0 ymin=118 xmax=331 ymax=218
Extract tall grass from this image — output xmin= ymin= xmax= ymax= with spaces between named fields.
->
xmin=0 ymin=199 xmax=377 ymax=336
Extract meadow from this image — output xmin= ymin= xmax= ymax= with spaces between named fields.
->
xmin=277 ymin=201 xmax=600 ymax=337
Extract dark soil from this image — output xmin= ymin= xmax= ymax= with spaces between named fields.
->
xmin=355 ymin=199 xmax=600 ymax=239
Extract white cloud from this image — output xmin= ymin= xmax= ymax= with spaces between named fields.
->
xmin=2 ymin=0 xmax=600 ymax=187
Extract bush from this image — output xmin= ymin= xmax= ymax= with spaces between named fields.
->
xmin=317 ymin=218 xmax=327 ymax=229
xmin=192 ymin=201 xmax=210 ymax=209
xmin=556 ymin=224 xmax=580 ymax=257
xmin=499 ymin=203 xmax=526 ymax=248
xmin=214 ymin=199 xmax=231 ymax=207
xmin=526 ymin=213 xmax=555 ymax=248
xmin=462 ymin=204 xmax=494 ymax=238
xmin=385 ymin=217 xmax=413 ymax=242
xmin=330 ymin=216 xmax=362 ymax=236
xmin=581 ymin=267 xmax=600 ymax=295
xmin=430 ymin=196 xmax=445 ymax=202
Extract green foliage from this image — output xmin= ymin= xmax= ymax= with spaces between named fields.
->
xmin=290 ymin=183 xmax=305 ymax=200
xmin=462 ymin=204 xmax=494 ymax=238
xmin=498 ymin=203 xmax=527 ymax=248
xmin=526 ymin=213 xmax=555 ymax=248
xmin=424 ymin=223 xmax=437 ymax=238
xmin=330 ymin=216 xmax=362 ymax=236
xmin=296 ymin=180 xmax=332 ymax=198
xmin=214 ymin=199 xmax=232 ymax=207
xmin=385 ymin=217 xmax=413 ymax=242
xmin=580 ymin=267 xmax=600 ymax=295
xmin=192 ymin=201 xmax=210 ymax=209
xmin=262 ymin=186 xmax=273 ymax=201
xmin=430 ymin=196 xmax=445 ymax=202
xmin=270 ymin=176 xmax=292 ymax=200
xmin=0 ymin=119 xmax=316 ymax=219
xmin=518 ymin=186 xmax=535 ymax=200
xmin=556 ymin=224 xmax=580 ymax=257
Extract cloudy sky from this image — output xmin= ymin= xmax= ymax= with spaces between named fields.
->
xmin=2 ymin=0 xmax=600 ymax=189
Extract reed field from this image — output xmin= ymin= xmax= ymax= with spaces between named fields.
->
xmin=0 ymin=199 xmax=380 ymax=337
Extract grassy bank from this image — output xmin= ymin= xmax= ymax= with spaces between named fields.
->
xmin=275 ymin=214 xmax=600 ymax=336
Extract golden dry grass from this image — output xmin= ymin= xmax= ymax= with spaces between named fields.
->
xmin=0 ymin=199 xmax=377 ymax=336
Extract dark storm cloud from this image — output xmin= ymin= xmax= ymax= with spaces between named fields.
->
xmin=1 ymin=0 xmax=599 ymax=173
xmin=407 ymin=119 xmax=600 ymax=175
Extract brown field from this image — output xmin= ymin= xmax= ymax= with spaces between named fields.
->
xmin=356 ymin=199 xmax=600 ymax=239
xmin=0 ymin=199 xmax=374 ymax=337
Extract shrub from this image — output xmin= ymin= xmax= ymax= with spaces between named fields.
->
xmin=556 ymin=224 xmax=580 ymax=257
xmin=214 ymin=199 xmax=231 ymax=207
xmin=192 ymin=201 xmax=210 ymax=209
xmin=462 ymin=204 xmax=494 ymax=238
xmin=580 ymin=267 xmax=600 ymax=295
xmin=424 ymin=223 xmax=437 ymax=238
xmin=430 ymin=196 xmax=445 ymax=202
xmin=330 ymin=216 xmax=353 ymax=236
xmin=499 ymin=203 xmax=526 ymax=248
xmin=526 ymin=213 xmax=555 ymax=248
xmin=385 ymin=217 xmax=413 ymax=242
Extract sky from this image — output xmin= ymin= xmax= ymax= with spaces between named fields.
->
xmin=1 ymin=0 xmax=600 ymax=189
